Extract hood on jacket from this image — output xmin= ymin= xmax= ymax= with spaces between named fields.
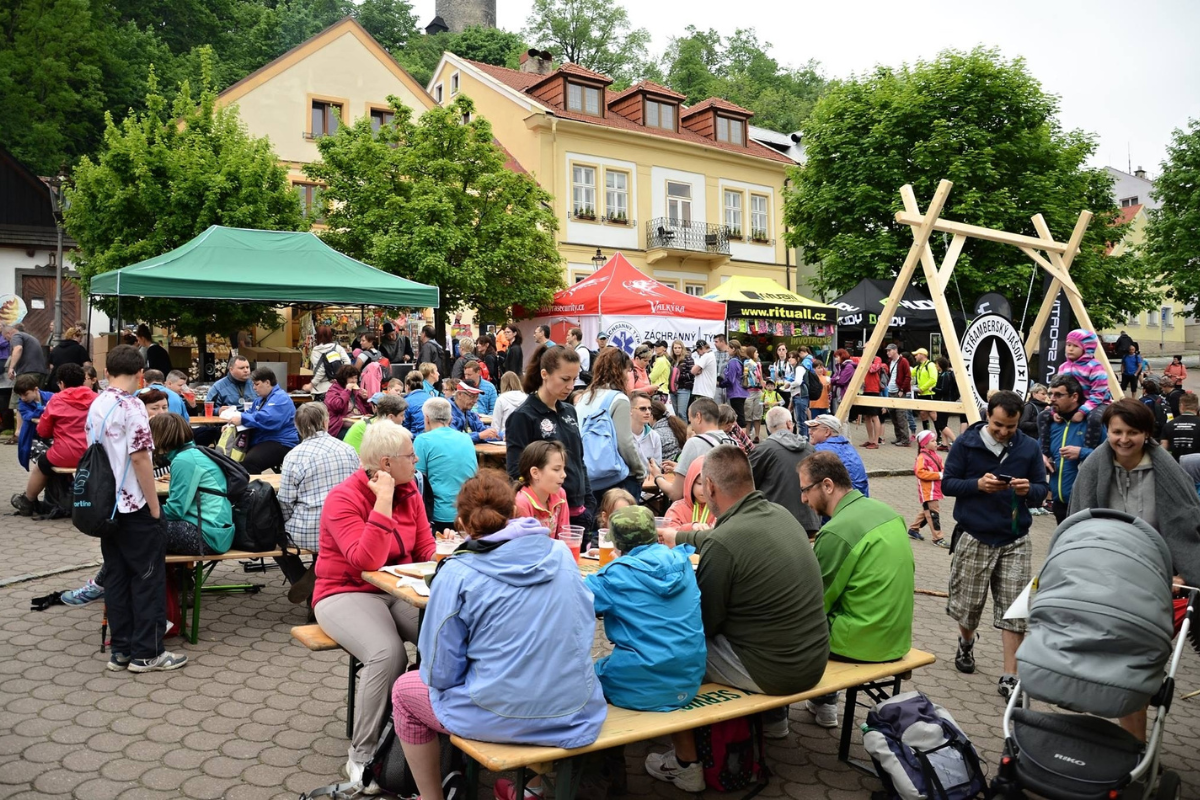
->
xmin=457 ymin=517 xmax=558 ymax=588
xmin=54 ymin=385 xmax=98 ymax=411
xmin=682 ymin=455 xmax=707 ymax=510
xmin=1066 ymin=329 xmax=1099 ymax=359
xmin=767 ymin=430 xmax=811 ymax=453
xmin=603 ymin=542 xmax=696 ymax=599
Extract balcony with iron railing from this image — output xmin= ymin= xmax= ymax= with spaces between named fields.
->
xmin=645 ymin=218 xmax=731 ymax=263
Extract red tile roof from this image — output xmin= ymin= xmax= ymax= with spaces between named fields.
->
xmin=609 ymin=80 xmax=688 ymax=103
xmin=459 ymin=59 xmax=793 ymax=166
xmin=1114 ymin=204 xmax=1143 ymax=225
xmin=493 ymin=138 xmax=527 ymax=175
xmin=556 ymin=62 xmax=613 ymax=84
xmin=681 ymin=96 xmax=754 ymax=118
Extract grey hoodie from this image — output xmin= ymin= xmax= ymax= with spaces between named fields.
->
xmin=748 ymin=430 xmax=820 ymax=533
xmin=1107 ymin=453 xmax=1157 ymax=530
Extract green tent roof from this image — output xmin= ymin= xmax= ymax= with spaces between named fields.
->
xmin=89 ymin=225 xmax=439 ymax=308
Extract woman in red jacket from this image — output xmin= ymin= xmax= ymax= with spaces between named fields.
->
xmin=313 ymin=419 xmax=436 ymax=785
xmin=12 ymin=363 xmax=95 ymax=516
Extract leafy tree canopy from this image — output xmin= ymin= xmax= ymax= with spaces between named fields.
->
xmin=63 ymin=52 xmax=305 ymax=340
xmin=394 ymin=26 xmax=527 ymax=87
xmin=1143 ymin=118 xmax=1200 ymax=320
xmin=524 ymin=0 xmax=651 ymax=86
xmin=305 ymin=96 xmax=564 ymax=329
xmin=784 ymin=48 xmax=1157 ymax=329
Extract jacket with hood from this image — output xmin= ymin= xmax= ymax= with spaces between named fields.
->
xmin=830 ymin=359 xmax=856 ymax=401
xmin=241 ymin=384 xmax=300 ymax=448
xmin=914 ymin=448 xmax=944 ymax=503
xmin=404 ymin=388 xmax=432 ymax=436
xmin=421 ymin=518 xmax=607 ymax=747
xmin=325 ymin=381 xmax=370 ymax=436
xmin=1057 ymin=329 xmax=1111 ymax=415
xmin=1039 ymin=407 xmax=1103 ymax=504
xmin=1019 ymin=397 xmax=1047 ymax=438
xmin=1069 ymin=440 xmax=1200 ymax=586
xmin=18 ymin=389 xmax=52 ymax=470
xmin=310 ymin=342 xmax=351 ymax=396
xmin=37 ymin=385 xmax=95 ymax=467
xmin=313 ymin=470 xmax=436 ymax=607
xmin=585 ymin=542 xmax=706 ymax=711
xmin=418 ymin=338 xmax=445 ymax=370
xmin=813 ymin=436 xmax=869 ymax=497
xmin=162 ymin=444 xmax=234 ymax=553
xmin=748 ymin=430 xmax=821 ymax=533
xmin=856 ymin=356 xmax=885 ymax=394
xmin=664 ymin=456 xmax=712 ymax=530
xmin=723 ymin=357 xmax=748 ymax=400
xmin=942 ymin=422 xmax=1048 ymax=546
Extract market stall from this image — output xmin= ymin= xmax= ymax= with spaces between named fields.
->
xmin=515 ymin=253 xmax=725 ymax=361
xmin=830 ymin=278 xmax=961 ymax=357
xmin=702 ymin=276 xmax=836 ymax=357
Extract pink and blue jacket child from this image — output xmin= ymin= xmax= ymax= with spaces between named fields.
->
xmin=1057 ymin=328 xmax=1112 ymax=448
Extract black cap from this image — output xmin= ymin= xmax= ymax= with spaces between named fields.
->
xmin=382 ymin=322 xmax=395 ymax=334
xmin=654 ymin=339 xmax=669 ymax=348
xmin=694 ymin=339 xmax=708 ymax=350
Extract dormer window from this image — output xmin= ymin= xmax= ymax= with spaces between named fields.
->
xmin=567 ymin=82 xmax=602 ymax=116
xmin=716 ymin=115 xmax=744 ymax=145
xmin=645 ymin=100 xmax=676 ymax=131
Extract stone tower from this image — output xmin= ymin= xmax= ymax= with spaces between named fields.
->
xmin=434 ymin=0 xmax=496 ymax=32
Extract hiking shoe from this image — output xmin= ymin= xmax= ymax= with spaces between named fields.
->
xmin=493 ymin=779 xmax=543 ymax=800
xmin=955 ymin=636 xmax=977 ymax=674
xmin=998 ymin=675 xmax=1018 ymax=700
xmin=762 ymin=715 xmax=790 ymax=739
xmin=645 ymin=750 xmax=705 ymax=792
xmin=907 ymin=528 xmax=925 ymax=541
xmin=805 ymin=699 xmax=839 ymax=728
xmin=127 ymin=651 xmax=188 ymax=673
xmin=61 ymin=580 xmax=104 ymax=606
xmin=10 ymin=493 xmax=36 ymax=516
xmin=106 ymin=653 xmax=131 ymax=672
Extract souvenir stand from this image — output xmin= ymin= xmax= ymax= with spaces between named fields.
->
xmin=702 ymin=276 xmax=837 ymax=360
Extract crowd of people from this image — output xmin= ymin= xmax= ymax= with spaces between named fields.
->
xmin=6 ymin=317 xmax=1200 ymax=796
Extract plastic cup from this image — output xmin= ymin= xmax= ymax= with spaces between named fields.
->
xmin=433 ymin=539 xmax=458 ymax=563
xmin=654 ymin=516 xmax=669 ymax=529
xmin=204 ymin=401 xmax=214 ymax=417
xmin=598 ymin=528 xmax=615 ymax=566
xmin=559 ymin=529 xmax=583 ymax=564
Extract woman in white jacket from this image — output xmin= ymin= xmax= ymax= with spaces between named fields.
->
xmin=305 ymin=325 xmax=350 ymax=401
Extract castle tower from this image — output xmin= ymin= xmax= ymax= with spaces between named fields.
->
xmin=434 ymin=0 xmax=496 ymax=32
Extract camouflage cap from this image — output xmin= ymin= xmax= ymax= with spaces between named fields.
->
xmin=608 ymin=505 xmax=657 ymax=553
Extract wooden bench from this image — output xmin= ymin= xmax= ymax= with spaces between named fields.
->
xmin=453 ymin=648 xmax=935 ymax=800
xmin=169 ymin=548 xmax=312 ymax=644
xmin=292 ymin=624 xmax=362 ymax=740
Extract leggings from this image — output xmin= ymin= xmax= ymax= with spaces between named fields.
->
xmin=392 ymin=669 xmax=449 ymax=744
xmin=164 ymin=519 xmax=211 ymax=556
xmin=315 ymin=591 xmax=420 ymax=762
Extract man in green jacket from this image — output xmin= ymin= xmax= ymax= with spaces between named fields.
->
xmin=648 ymin=444 xmax=828 ymax=791
xmin=799 ymin=451 xmax=914 ymax=728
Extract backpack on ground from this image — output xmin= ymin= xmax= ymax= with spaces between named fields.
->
xmin=72 ymin=402 xmax=128 ymax=538
xmin=580 ymin=390 xmax=630 ymax=488
xmin=694 ymin=715 xmax=770 ymax=794
xmin=861 ymin=690 xmax=986 ymax=800
xmin=231 ymin=479 xmax=293 ymax=553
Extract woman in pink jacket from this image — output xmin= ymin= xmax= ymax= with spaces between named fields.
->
xmin=324 ymin=364 xmax=371 ymax=438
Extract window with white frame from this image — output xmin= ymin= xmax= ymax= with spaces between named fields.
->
xmin=723 ymin=190 xmax=743 ymax=236
xmin=434 ymin=84 xmax=444 ymax=103
xmin=1148 ymin=309 xmax=1158 ymax=326
xmin=1126 ymin=312 xmax=1140 ymax=326
xmin=1163 ymin=306 xmax=1174 ymax=328
xmin=450 ymin=72 xmax=460 ymax=96
xmin=572 ymin=165 xmax=597 ymax=218
xmin=750 ymin=194 xmax=769 ymax=240
xmin=684 ymin=283 xmax=707 ymax=296
xmin=667 ymin=181 xmax=691 ymax=224
xmin=567 ymin=83 xmax=602 ymax=116
xmin=605 ymin=171 xmax=628 ymax=222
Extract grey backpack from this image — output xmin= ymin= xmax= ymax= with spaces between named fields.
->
xmin=1017 ymin=508 xmax=1174 ymax=718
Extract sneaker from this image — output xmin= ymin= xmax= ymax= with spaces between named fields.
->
xmin=893 ymin=440 xmax=911 ymax=447
xmin=805 ymin=699 xmax=839 ymax=728
xmin=645 ymin=750 xmax=705 ymax=792
xmin=127 ymin=651 xmax=188 ymax=673
xmin=907 ymin=528 xmax=925 ymax=541
xmin=1029 ymin=507 xmax=1048 ymax=517
xmin=493 ymin=779 xmax=543 ymax=800
xmin=955 ymin=635 xmax=977 ymax=674
xmin=936 ymin=443 xmax=950 ymax=451
xmin=762 ymin=716 xmax=790 ymax=739
xmin=932 ymin=537 xmax=951 ymax=550
xmin=10 ymin=493 xmax=36 ymax=516
xmin=61 ymin=580 xmax=105 ymax=606
xmin=998 ymin=674 xmax=1018 ymax=700
xmin=106 ymin=653 xmax=131 ymax=672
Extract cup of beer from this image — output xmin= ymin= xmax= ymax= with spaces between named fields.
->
xmin=598 ymin=528 xmax=615 ymax=566
xmin=433 ymin=539 xmax=458 ymax=563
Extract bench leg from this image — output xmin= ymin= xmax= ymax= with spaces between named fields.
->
xmin=346 ymin=655 xmax=361 ymax=740
xmin=839 ymin=675 xmax=910 ymax=774
xmin=838 ymin=686 xmax=858 ymax=763
xmin=189 ymin=561 xmax=203 ymax=645
xmin=464 ymin=756 xmax=480 ymax=800
xmin=552 ymin=757 xmax=585 ymax=800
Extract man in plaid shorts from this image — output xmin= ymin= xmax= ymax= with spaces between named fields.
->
xmin=943 ymin=390 xmax=1048 ymax=699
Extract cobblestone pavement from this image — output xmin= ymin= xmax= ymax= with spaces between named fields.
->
xmin=2 ymin=435 xmax=1200 ymax=799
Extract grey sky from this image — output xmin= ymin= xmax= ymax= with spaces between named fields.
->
xmin=412 ymin=0 xmax=1199 ymax=177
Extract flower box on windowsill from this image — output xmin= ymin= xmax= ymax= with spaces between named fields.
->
xmin=605 ymin=215 xmax=630 ymax=226
xmin=750 ymin=236 xmax=770 ymax=244
xmin=726 ymin=229 xmax=743 ymax=241
xmin=573 ymin=209 xmax=597 ymax=222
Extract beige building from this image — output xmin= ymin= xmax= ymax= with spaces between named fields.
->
xmin=216 ymin=17 xmax=435 ymax=224
xmin=1101 ymin=204 xmax=1188 ymax=356
xmin=427 ymin=51 xmax=798 ymax=295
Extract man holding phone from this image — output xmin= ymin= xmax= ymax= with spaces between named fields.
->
xmin=942 ymin=391 xmax=1048 ymax=700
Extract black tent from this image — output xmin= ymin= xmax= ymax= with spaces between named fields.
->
xmin=830 ymin=279 xmax=948 ymax=332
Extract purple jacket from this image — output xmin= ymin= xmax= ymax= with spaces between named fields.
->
xmin=724 ymin=358 xmax=748 ymax=400
xmin=830 ymin=360 xmax=856 ymax=399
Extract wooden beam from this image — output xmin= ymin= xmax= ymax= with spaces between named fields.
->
xmin=935 ymin=234 xmax=967 ymax=295
xmin=836 ymin=180 xmax=955 ymax=424
xmin=843 ymin=396 xmax=970 ymax=414
xmin=894 ymin=212 xmax=1071 ymax=254
xmin=1025 ymin=211 xmax=1092 ymax=353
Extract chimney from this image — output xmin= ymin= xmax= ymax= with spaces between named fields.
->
xmin=1134 ymin=166 xmax=1146 ymax=180
xmin=519 ymin=48 xmax=554 ymax=76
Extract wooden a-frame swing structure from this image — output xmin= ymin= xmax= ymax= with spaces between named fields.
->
xmin=833 ymin=179 xmax=1122 ymax=427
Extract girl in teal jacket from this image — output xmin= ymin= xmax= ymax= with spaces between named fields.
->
xmin=150 ymin=413 xmax=234 ymax=555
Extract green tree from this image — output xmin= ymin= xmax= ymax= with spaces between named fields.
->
xmin=64 ymin=53 xmax=304 ymax=354
xmin=783 ymin=48 xmax=1157 ymax=329
xmin=305 ymin=95 xmax=564 ymax=333
xmin=524 ymin=0 xmax=650 ymax=85
xmin=1143 ymin=119 xmax=1200 ymax=320
xmin=395 ymin=26 xmax=526 ymax=87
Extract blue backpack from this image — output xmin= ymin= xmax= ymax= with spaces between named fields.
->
xmin=580 ymin=390 xmax=630 ymax=488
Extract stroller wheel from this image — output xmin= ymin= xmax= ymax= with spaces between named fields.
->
xmin=1156 ymin=770 xmax=1181 ymax=800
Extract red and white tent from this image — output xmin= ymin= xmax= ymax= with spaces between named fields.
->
xmin=517 ymin=253 xmax=726 ymax=358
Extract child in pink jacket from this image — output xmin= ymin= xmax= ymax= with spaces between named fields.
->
xmin=663 ymin=457 xmax=713 ymax=532
xmin=1056 ymin=329 xmax=1112 ymax=449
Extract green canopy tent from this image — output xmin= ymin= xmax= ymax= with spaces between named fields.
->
xmin=89 ymin=225 xmax=439 ymax=308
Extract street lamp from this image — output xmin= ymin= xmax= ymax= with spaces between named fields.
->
xmin=46 ymin=167 xmax=69 ymax=346
xmin=591 ymin=248 xmax=605 ymax=270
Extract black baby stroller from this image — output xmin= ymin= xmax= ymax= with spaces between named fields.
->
xmin=989 ymin=509 xmax=1191 ymax=800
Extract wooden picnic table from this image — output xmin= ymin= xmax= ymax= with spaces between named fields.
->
xmin=188 ymin=416 xmax=226 ymax=426
xmin=475 ymin=441 xmax=507 ymax=469
xmin=478 ymin=415 xmax=492 ymax=425
xmin=154 ymin=471 xmax=281 ymax=494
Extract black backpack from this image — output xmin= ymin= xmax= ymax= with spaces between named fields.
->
xmin=1146 ymin=395 xmax=1169 ymax=438
xmin=231 ymin=480 xmax=293 ymax=553
xmin=804 ymin=365 xmax=822 ymax=401
xmin=72 ymin=403 xmax=127 ymax=538
xmin=197 ymin=447 xmax=250 ymax=503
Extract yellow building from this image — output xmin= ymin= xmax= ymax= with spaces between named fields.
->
xmin=427 ymin=51 xmax=797 ymax=294
xmin=1101 ymin=204 xmax=1188 ymax=356
xmin=216 ymin=17 xmax=435 ymax=224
